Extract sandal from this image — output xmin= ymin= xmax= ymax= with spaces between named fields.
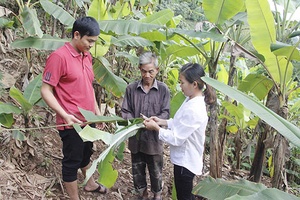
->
xmin=84 ymin=183 xmax=107 ymax=194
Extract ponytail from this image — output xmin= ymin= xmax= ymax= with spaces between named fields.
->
xmin=203 ymin=84 xmax=216 ymax=105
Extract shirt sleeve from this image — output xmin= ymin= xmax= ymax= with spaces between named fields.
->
xmin=121 ymin=86 xmax=134 ymax=120
xmin=159 ymin=106 xmax=202 ymax=146
xmin=43 ymin=53 xmax=64 ymax=87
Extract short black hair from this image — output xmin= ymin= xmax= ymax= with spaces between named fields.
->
xmin=71 ymin=16 xmax=100 ymax=38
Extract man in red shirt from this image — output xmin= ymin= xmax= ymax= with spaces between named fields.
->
xmin=41 ymin=16 xmax=106 ymax=200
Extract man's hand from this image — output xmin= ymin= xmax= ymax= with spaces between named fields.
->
xmin=140 ymin=113 xmax=148 ymax=120
xmin=96 ymin=123 xmax=105 ymax=130
xmin=63 ymin=114 xmax=83 ymax=126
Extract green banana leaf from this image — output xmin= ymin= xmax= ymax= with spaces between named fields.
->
xmin=93 ymin=57 xmax=127 ymax=98
xmin=115 ymin=52 xmax=139 ymax=67
xmin=0 ymin=102 xmax=22 ymax=114
xmin=111 ymin=35 xmax=154 ymax=47
xmin=171 ymin=29 xmax=227 ymax=42
xmin=246 ymin=0 xmax=293 ymax=85
xmin=11 ymin=35 xmax=68 ymax=50
xmin=79 ymin=108 xmax=124 ymax=123
xmin=40 ymin=0 xmax=75 ymax=27
xmin=97 ymin=149 xmax=118 ymax=188
xmin=74 ymin=0 xmax=90 ymax=8
xmin=21 ymin=6 xmax=43 ymax=38
xmin=87 ymin=0 xmax=108 ymax=21
xmin=75 ymin=120 xmax=144 ymax=187
xmin=193 ymin=177 xmax=299 ymax=200
xmin=9 ymin=86 xmax=32 ymax=113
xmin=140 ymin=30 xmax=167 ymax=42
xmin=203 ymin=0 xmax=245 ymax=25
xmin=270 ymin=43 xmax=300 ymax=61
xmin=0 ymin=113 xmax=14 ymax=128
xmin=170 ymin=92 xmax=185 ymax=118
xmin=139 ymin=9 xmax=174 ymax=25
xmin=202 ymin=77 xmax=300 ymax=147
xmin=23 ymin=74 xmax=42 ymax=105
xmin=0 ymin=18 xmax=14 ymax=28
xmin=99 ymin=20 xmax=161 ymax=35
xmin=238 ymin=74 xmax=274 ymax=101
xmin=166 ymin=44 xmax=200 ymax=58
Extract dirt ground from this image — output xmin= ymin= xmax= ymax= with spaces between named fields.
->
xmin=0 ymin=44 xmax=195 ymax=200
xmin=0 ymin=29 xmax=288 ymax=200
xmin=0 ymin=126 xmax=178 ymax=200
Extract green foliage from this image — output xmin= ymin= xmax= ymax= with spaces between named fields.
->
xmin=156 ymin=1 xmax=204 ymax=28
xmin=203 ymin=0 xmax=245 ymax=25
xmin=238 ymin=74 xmax=274 ymax=101
xmin=97 ymin=149 xmax=118 ymax=188
xmin=169 ymin=92 xmax=185 ymax=118
xmin=193 ymin=177 xmax=299 ymax=200
xmin=21 ymin=6 xmax=43 ymax=37
xmin=74 ymin=110 xmax=144 ymax=188
xmin=93 ymin=57 xmax=127 ymax=98
xmin=203 ymin=76 xmax=300 ymax=147
xmin=39 ymin=0 xmax=75 ymax=27
xmin=0 ymin=74 xmax=43 ymax=128
xmin=99 ymin=20 xmax=161 ymax=35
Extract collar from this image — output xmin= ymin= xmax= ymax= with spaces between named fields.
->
xmin=65 ymin=42 xmax=88 ymax=58
xmin=137 ymin=79 xmax=158 ymax=90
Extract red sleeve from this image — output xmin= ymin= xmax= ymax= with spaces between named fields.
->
xmin=43 ymin=53 xmax=65 ymax=87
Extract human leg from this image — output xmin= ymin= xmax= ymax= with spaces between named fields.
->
xmin=81 ymin=163 xmax=107 ymax=193
xmin=132 ymin=152 xmax=148 ymax=198
xmin=59 ymin=129 xmax=86 ymax=199
xmin=146 ymin=154 xmax=163 ymax=200
xmin=174 ymin=165 xmax=195 ymax=200
xmin=79 ymin=139 xmax=107 ymax=194
xmin=64 ymin=180 xmax=79 ymax=200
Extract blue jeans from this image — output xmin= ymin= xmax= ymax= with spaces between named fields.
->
xmin=174 ymin=165 xmax=196 ymax=200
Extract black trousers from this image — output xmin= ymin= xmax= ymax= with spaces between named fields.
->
xmin=174 ymin=165 xmax=196 ymax=200
xmin=59 ymin=126 xmax=94 ymax=182
xmin=131 ymin=152 xmax=163 ymax=194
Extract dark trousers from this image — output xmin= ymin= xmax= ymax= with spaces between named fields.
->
xmin=59 ymin=128 xmax=93 ymax=182
xmin=174 ymin=165 xmax=196 ymax=200
xmin=131 ymin=152 xmax=163 ymax=194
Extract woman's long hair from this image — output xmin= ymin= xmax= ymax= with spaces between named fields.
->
xmin=180 ymin=63 xmax=216 ymax=105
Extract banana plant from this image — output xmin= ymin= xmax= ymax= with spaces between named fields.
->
xmin=193 ymin=177 xmax=299 ymax=200
xmin=73 ymin=108 xmax=144 ymax=188
xmin=245 ymin=0 xmax=300 ymax=188
xmin=220 ymin=101 xmax=259 ymax=169
xmin=202 ymin=76 xmax=300 ymax=147
xmin=0 ymin=74 xmax=43 ymax=129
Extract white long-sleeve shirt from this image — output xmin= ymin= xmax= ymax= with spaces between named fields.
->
xmin=159 ymin=96 xmax=208 ymax=175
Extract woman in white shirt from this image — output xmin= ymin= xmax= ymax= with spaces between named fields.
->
xmin=143 ymin=63 xmax=216 ymax=200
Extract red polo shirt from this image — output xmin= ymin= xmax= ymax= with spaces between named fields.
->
xmin=43 ymin=42 xmax=95 ymax=129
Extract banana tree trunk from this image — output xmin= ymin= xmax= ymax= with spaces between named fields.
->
xmin=208 ymin=59 xmax=221 ymax=178
xmin=218 ymin=54 xmax=237 ymax=172
xmin=234 ymin=130 xmax=242 ymax=170
xmin=249 ymin=87 xmax=278 ymax=182
xmin=209 ymin=103 xmax=221 ymax=178
xmin=248 ymin=119 xmax=268 ymax=182
xmin=272 ymin=106 xmax=289 ymax=189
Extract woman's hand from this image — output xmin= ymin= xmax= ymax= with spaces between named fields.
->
xmin=149 ymin=116 xmax=167 ymax=127
xmin=143 ymin=118 xmax=160 ymax=131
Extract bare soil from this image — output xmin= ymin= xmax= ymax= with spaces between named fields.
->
xmin=0 ymin=30 xmax=282 ymax=200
